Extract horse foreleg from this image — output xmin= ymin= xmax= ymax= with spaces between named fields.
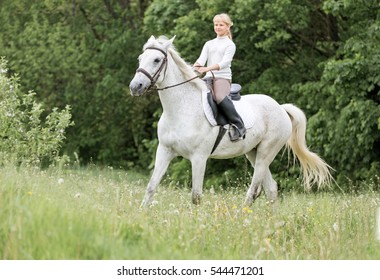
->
xmin=191 ymin=156 xmax=208 ymax=205
xmin=140 ymin=144 xmax=176 ymax=208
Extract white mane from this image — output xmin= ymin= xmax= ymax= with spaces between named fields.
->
xmin=143 ymin=36 xmax=206 ymax=91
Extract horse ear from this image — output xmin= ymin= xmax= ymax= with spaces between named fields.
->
xmin=163 ymin=35 xmax=176 ymax=49
xmin=148 ymin=35 xmax=156 ymax=42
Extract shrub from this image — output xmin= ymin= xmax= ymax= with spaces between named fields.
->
xmin=0 ymin=58 xmax=73 ymax=166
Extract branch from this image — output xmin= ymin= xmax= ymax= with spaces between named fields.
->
xmin=104 ymin=0 xmax=119 ymax=19
xmin=284 ymin=26 xmax=333 ymax=57
xmin=79 ymin=5 xmax=102 ymax=41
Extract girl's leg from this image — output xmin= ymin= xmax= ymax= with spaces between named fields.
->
xmin=213 ymin=78 xmax=231 ymax=104
xmin=214 ymin=78 xmax=246 ymax=141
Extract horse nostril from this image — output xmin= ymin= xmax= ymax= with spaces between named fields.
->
xmin=130 ymin=82 xmax=142 ymax=91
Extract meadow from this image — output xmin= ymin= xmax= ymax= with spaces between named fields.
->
xmin=0 ymin=165 xmax=379 ymax=260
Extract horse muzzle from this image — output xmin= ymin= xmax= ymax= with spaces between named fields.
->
xmin=129 ymin=77 xmax=150 ymax=96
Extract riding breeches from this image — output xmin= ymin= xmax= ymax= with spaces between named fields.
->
xmin=213 ymin=78 xmax=231 ymax=104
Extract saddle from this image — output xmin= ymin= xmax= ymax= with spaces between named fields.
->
xmin=205 ymin=81 xmax=242 ymax=126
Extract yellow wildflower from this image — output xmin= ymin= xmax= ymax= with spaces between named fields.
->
xmin=242 ymin=206 xmax=253 ymax=213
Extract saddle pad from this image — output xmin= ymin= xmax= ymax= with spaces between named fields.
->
xmin=202 ymin=90 xmax=255 ymax=129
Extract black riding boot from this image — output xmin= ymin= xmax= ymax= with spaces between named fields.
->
xmin=218 ymin=97 xmax=246 ymax=141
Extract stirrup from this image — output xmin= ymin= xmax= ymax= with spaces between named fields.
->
xmin=228 ymin=124 xmax=246 ymax=142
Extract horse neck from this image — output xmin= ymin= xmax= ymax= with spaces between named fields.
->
xmin=157 ymin=66 xmax=204 ymax=118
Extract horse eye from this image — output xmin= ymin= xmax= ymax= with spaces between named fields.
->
xmin=154 ymin=58 xmax=161 ymax=63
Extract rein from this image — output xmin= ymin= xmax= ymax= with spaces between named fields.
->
xmin=156 ymin=75 xmax=201 ymax=91
xmin=136 ymin=47 xmax=202 ymax=92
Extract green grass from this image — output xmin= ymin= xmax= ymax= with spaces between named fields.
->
xmin=0 ymin=165 xmax=379 ymax=259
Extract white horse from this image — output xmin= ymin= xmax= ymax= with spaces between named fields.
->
xmin=129 ymin=35 xmax=332 ymax=208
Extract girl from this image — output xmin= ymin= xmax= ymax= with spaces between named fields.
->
xmin=193 ymin=13 xmax=246 ymax=141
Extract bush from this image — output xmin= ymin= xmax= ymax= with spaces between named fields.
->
xmin=0 ymin=58 xmax=73 ymax=166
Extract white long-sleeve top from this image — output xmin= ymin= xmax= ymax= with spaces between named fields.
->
xmin=195 ymin=36 xmax=236 ymax=80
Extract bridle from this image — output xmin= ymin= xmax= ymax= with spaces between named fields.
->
xmin=136 ymin=47 xmax=168 ymax=93
xmin=135 ymin=47 xmax=201 ymax=93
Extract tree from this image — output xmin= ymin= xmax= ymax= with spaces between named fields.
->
xmin=0 ymin=0 xmax=156 ymax=168
xmin=305 ymin=0 xmax=380 ymax=184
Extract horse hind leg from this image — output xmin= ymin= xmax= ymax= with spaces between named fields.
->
xmin=263 ymin=170 xmax=280 ymax=213
xmin=244 ymin=150 xmax=263 ymax=205
xmin=244 ymin=140 xmax=284 ymax=207
xmin=263 ymin=170 xmax=278 ymax=203
xmin=244 ymin=163 xmax=266 ymax=207
xmin=244 ymin=163 xmax=279 ymax=208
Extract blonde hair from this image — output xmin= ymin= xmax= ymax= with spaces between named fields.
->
xmin=213 ymin=13 xmax=233 ymax=40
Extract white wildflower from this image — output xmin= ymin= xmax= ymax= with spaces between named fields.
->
xmin=149 ymin=200 xmax=159 ymax=208
xmin=58 ymin=178 xmax=64 ymax=184
xmin=333 ymin=222 xmax=339 ymax=232
xmin=243 ymin=218 xmax=251 ymax=227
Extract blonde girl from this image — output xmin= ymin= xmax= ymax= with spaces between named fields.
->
xmin=193 ymin=13 xmax=246 ymax=141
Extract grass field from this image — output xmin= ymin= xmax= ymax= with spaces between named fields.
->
xmin=1 ymin=165 xmax=379 ymax=260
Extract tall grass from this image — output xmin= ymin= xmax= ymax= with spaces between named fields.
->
xmin=0 ymin=165 xmax=379 ymax=259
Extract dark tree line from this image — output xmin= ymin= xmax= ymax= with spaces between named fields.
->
xmin=0 ymin=0 xmax=379 ymax=190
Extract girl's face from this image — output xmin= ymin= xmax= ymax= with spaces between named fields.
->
xmin=214 ymin=19 xmax=229 ymax=37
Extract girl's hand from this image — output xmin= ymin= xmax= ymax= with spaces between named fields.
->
xmin=197 ymin=66 xmax=208 ymax=74
xmin=193 ymin=65 xmax=206 ymax=74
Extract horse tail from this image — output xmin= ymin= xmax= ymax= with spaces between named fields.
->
xmin=281 ymin=104 xmax=333 ymax=191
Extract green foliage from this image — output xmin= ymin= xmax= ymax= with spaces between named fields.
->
xmin=0 ymin=0 xmax=379 ymax=188
xmin=0 ymin=0 xmax=156 ymax=168
xmin=0 ymin=58 xmax=73 ymax=166
xmin=302 ymin=0 xmax=380 ymax=184
xmin=144 ymin=0 xmax=198 ymax=35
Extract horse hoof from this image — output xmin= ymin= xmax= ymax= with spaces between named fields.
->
xmin=192 ymin=194 xmax=202 ymax=205
xmin=243 ymin=198 xmax=253 ymax=208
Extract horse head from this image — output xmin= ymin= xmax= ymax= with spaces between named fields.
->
xmin=129 ymin=35 xmax=176 ymax=96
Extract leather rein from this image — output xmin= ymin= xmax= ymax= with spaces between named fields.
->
xmin=136 ymin=47 xmax=201 ymax=92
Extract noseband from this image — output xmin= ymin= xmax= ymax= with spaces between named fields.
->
xmin=136 ymin=47 xmax=168 ymax=92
